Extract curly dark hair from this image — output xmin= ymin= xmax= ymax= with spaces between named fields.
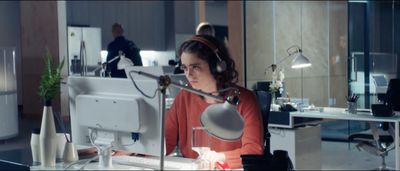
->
xmin=178 ymin=35 xmax=238 ymax=90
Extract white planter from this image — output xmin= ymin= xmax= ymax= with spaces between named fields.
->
xmin=30 ymin=129 xmax=41 ymax=163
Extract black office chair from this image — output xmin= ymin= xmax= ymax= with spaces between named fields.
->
xmin=349 ymin=122 xmax=394 ymax=171
xmin=253 ymin=90 xmax=272 ymax=156
xmin=242 ymin=90 xmax=293 ymax=170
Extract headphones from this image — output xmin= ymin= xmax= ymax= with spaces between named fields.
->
xmin=189 ymin=36 xmax=227 ymax=73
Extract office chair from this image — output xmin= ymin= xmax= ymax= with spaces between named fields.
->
xmin=253 ymin=90 xmax=272 ymax=156
xmin=244 ymin=90 xmax=293 ymax=170
xmin=349 ymin=122 xmax=395 ymax=170
xmin=349 ymin=79 xmax=400 ymax=170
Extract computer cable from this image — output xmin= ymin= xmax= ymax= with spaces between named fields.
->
xmin=128 ymin=72 xmax=159 ymax=99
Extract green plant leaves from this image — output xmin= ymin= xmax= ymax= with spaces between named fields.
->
xmin=38 ymin=48 xmax=65 ymax=102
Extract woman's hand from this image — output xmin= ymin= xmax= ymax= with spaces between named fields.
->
xmin=202 ymin=150 xmax=226 ymax=169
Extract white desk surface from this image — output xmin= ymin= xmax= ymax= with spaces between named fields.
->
xmin=30 ymin=155 xmax=195 ymax=170
xmin=291 ymin=108 xmax=400 ymax=122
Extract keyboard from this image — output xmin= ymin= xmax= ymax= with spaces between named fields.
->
xmin=112 ymin=155 xmax=195 ymax=170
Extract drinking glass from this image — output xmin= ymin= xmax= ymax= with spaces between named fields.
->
xmin=191 ymin=127 xmax=211 ymax=170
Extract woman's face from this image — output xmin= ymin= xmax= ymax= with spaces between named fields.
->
xmin=180 ymin=52 xmax=217 ymax=92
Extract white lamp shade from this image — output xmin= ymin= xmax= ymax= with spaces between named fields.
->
xmin=291 ymin=52 xmax=311 ymax=69
xmin=117 ymin=56 xmax=134 ymax=70
xmin=200 ymin=101 xmax=244 ymax=140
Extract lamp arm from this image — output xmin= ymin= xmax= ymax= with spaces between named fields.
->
xmin=265 ymin=45 xmax=302 ymax=73
xmin=169 ymin=82 xmax=225 ymax=102
xmin=286 ymin=45 xmax=302 ymax=55
xmin=107 ymin=55 xmax=120 ymax=64
xmin=128 ymin=70 xmax=225 ymax=102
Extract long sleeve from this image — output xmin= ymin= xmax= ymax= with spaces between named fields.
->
xmin=165 ymin=95 xmax=180 ymax=155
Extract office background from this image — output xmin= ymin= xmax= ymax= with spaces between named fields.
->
xmin=0 ymin=0 xmax=399 ymax=168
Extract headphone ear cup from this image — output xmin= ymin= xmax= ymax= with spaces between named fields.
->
xmin=217 ymin=60 xmax=227 ymax=73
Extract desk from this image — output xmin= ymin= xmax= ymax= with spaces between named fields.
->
xmin=0 ymin=147 xmax=193 ymax=170
xmin=29 ymin=155 xmax=195 ymax=170
xmin=0 ymin=148 xmax=32 ymax=166
xmin=29 ymin=162 xmax=147 ymax=170
xmin=269 ymin=108 xmax=400 ymax=170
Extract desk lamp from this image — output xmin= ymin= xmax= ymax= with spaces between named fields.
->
xmin=265 ymin=45 xmax=312 ymax=104
xmin=265 ymin=45 xmax=311 ymax=72
xmin=123 ymin=65 xmax=244 ymax=170
xmin=93 ymin=51 xmax=133 ymax=77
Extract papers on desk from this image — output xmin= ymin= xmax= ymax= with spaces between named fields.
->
xmin=321 ymin=107 xmax=346 ymax=113
xmin=356 ymin=109 xmax=372 ymax=113
xmin=343 ymin=108 xmax=372 ymax=115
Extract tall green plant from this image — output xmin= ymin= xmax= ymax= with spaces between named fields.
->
xmin=38 ymin=48 xmax=65 ymax=102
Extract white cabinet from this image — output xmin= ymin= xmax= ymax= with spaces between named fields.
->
xmin=270 ymin=125 xmax=321 ymax=170
xmin=0 ymin=47 xmax=18 ymax=140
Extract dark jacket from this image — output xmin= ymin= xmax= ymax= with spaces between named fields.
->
xmin=106 ymin=36 xmax=143 ymax=78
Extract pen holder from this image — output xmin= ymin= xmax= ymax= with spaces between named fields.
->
xmin=347 ymin=101 xmax=357 ymax=114
xmin=63 ymin=142 xmax=79 ymax=163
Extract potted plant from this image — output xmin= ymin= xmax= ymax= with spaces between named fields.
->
xmin=37 ymin=48 xmax=64 ymax=167
xmin=38 ymin=48 xmax=64 ymax=105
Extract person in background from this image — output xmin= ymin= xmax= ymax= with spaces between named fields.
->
xmin=106 ymin=23 xmax=142 ymax=78
xmin=196 ymin=21 xmax=230 ymax=49
xmin=196 ymin=22 xmax=216 ymax=37
xmin=165 ymin=35 xmax=264 ymax=169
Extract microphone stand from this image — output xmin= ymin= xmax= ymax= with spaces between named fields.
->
xmin=127 ymin=70 xmax=239 ymax=170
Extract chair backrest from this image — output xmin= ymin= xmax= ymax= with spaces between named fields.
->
xmin=386 ymin=78 xmax=400 ymax=112
xmin=254 ymin=90 xmax=272 ymax=155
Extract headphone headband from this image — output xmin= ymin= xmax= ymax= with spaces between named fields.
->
xmin=189 ymin=36 xmax=219 ymax=54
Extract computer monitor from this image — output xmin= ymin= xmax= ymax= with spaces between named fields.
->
xmin=372 ymin=75 xmax=388 ymax=94
xmin=68 ymin=76 xmax=164 ymax=157
xmin=386 ymin=78 xmax=400 ymax=112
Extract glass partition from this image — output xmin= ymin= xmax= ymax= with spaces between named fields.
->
xmin=244 ymin=1 xmax=399 ymax=141
xmin=348 ymin=1 xmax=400 ymax=109
xmin=0 ymin=47 xmax=17 ymax=92
xmin=0 ymin=47 xmax=18 ymax=140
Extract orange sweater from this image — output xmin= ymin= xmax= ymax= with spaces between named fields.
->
xmin=165 ymin=86 xmax=264 ymax=169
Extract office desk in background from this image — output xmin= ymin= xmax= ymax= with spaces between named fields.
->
xmin=269 ymin=108 xmax=400 ymax=170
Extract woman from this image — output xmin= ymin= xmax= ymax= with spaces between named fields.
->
xmin=165 ymin=35 xmax=264 ymax=169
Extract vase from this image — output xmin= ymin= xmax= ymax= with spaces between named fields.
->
xmin=39 ymin=100 xmax=57 ymax=167
xmin=271 ymin=93 xmax=276 ymax=104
